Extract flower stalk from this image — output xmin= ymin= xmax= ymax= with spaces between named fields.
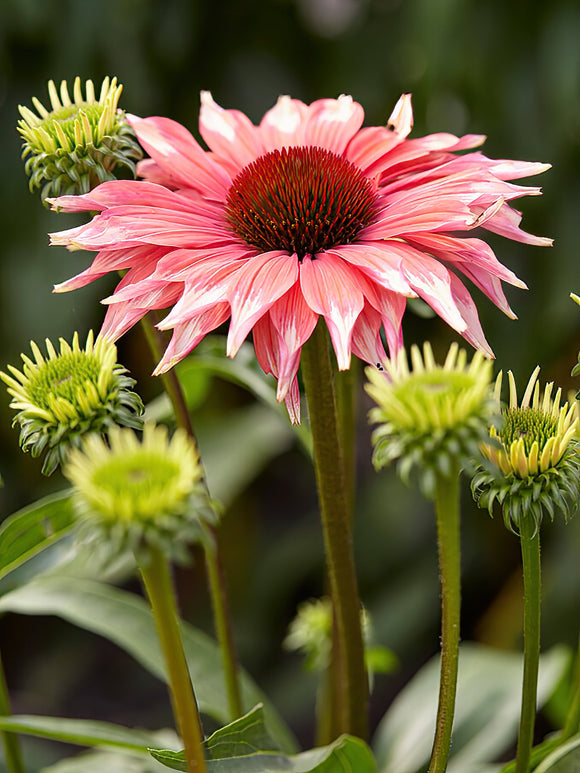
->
xmin=138 ymin=546 xmax=207 ymax=773
xmin=140 ymin=312 xmax=243 ymax=720
xmin=429 ymin=465 xmax=461 ymax=773
xmin=515 ymin=515 xmax=542 ymax=773
xmin=300 ymin=321 xmax=368 ymax=740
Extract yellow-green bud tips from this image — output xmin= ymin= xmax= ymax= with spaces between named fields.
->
xmin=366 ymin=343 xmax=496 ymax=497
xmin=18 ymin=76 xmax=143 ymax=202
xmin=472 ymin=368 xmax=580 ymax=534
xmin=64 ymin=424 xmax=214 ymax=562
xmin=1 ymin=332 xmax=143 ymax=475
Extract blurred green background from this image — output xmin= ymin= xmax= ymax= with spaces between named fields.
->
xmin=1 ymin=0 xmax=580 ymax=767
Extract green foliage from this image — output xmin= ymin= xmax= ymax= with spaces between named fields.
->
xmin=0 ymin=575 xmax=296 ymax=753
xmin=150 ymin=706 xmax=376 ymax=772
xmin=373 ymin=643 xmax=569 ymax=773
xmin=0 ymin=490 xmax=74 ymax=582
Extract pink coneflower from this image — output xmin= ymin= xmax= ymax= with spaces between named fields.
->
xmin=49 ymin=92 xmax=550 ymax=422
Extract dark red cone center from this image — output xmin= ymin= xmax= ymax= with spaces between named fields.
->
xmin=225 ymin=145 xmax=378 ymax=259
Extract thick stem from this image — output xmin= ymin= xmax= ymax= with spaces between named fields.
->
xmin=561 ymin=637 xmax=580 ymax=741
xmin=428 ymin=468 xmax=461 ymax=773
xmin=139 ymin=313 xmax=243 ymax=721
xmin=335 ymin=364 xmax=358 ymax=515
xmin=0 ymin=650 xmax=24 ymax=773
xmin=138 ymin=547 xmax=207 ymax=773
xmin=300 ymin=321 xmax=368 ymax=740
xmin=515 ymin=518 xmax=542 ymax=773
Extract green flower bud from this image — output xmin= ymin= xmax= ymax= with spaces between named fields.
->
xmin=472 ymin=367 xmax=580 ymax=534
xmin=63 ymin=424 xmax=216 ymax=563
xmin=17 ymin=76 xmax=142 ymax=202
xmin=1 ymin=331 xmax=143 ymax=475
xmin=366 ymin=342 xmax=496 ymax=497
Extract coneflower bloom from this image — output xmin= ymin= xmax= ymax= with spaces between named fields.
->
xmin=49 ymin=92 xmax=550 ymax=422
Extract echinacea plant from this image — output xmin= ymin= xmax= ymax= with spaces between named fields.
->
xmin=2 ymin=75 xmax=571 ymax=773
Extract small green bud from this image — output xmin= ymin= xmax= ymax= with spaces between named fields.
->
xmin=472 ymin=367 xmax=580 ymax=534
xmin=18 ymin=76 xmax=142 ymax=203
xmin=1 ymin=331 xmax=143 ymax=475
xmin=366 ymin=342 xmax=496 ymax=497
xmin=64 ymin=424 xmax=216 ymax=563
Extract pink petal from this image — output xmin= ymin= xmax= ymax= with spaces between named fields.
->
xmin=54 ymin=246 xmax=168 ymax=293
xmin=128 ymin=114 xmax=231 ymax=199
xmin=405 ymin=233 xmax=526 ymax=288
xmin=446 ymin=272 xmax=494 ymax=357
xmin=101 ymin=303 xmax=153 ymax=342
xmin=345 ymin=125 xmax=403 ymax=174
xmin=253 ymin=312 xmax=302 ymax=403
xmin=199 ymin=91 xmax=264 ymax=171
xmin=398 ymin=244 xmax=468 ymax=332
xmin=301 ymin=95 xmax=365 ymax=154
xmin=259 ymin=96 xmax=309 ymax=150
xmin=49 ymin=180 xmax=203 ymax=214
xmin=299 ymin=253 xmax=364 ymax=369
xmin=226 ymin=251 xmax=299 ymax=357
xmin=475 ymin=202 xmax=553 ymax=246
xmin=350 ymin=304 xmax=388 ymax=367
xmin=387 ymin=93 xmax=414 ymax=138
xmin=326 ymin=242 xmax=414 ymax=295
xmin=154 ymin=303 xmax=231 ymax=374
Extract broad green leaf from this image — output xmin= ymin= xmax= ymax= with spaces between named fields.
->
xmin=373 ymin=643 xmax=569 ymax=773
xmin=0 ymin=491 xmax=74 ymax=582
xmin=534 ymin=735 xmax=580 ymax=773
xmin=204 ymin=705 xmax=280 ymax=759
xmin=0 ymin=576 xmax=296 ymax=753
xmin=0 ymin=715 xmax=169 ymax=752
xmin=150 ymin=733 xmax=377 ymax=772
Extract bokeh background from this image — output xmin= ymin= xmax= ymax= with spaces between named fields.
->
xmin=1 ymin=0 xmax=580 ymax=768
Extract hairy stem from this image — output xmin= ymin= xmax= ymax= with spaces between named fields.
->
xmin=301 ymin=321 xmax=368 ymax=740
xmin=138 ymin=547 xmax=207 ymax=773
xmin=428 ymin=468 xmax=461 ymax=773
xmin=515 ymin=517 xmax=542 ymax=773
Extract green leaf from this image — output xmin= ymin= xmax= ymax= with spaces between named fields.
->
xmin=0 ymin=714 xmax=168 ymax=753
xmin=0 ymin=576 xmax=296 ymax=753
xmin=0 ymin=490 xmax=75 ymax=582
xmin=533 ymin=734 xmax=580 ymax=773
xmin=150 ymin=733 xmax=377 ymax=772
xmin=204 ymin=705 xmax=280 ymax=759
xmin=373 ymin=643 xmax=569 ymax=773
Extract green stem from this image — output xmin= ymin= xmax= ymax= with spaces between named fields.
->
xmin=428 ymin=468 xmax=461 ymax=773
xmin=515 ymin=518 xmax=542 ymax=773
xmin=0 ymin=650 xmax=24 ymax=773
xmin=139 ymin=313 xmax=243 ymax=721
xmin=300 ymin=321 xmax=368 ymax=740
xmin=138 ymin=546 xmax=207 ymax=773
xmin=203 ymin=530 xmax=243 ymax=719
xmin=561 ymin=636 xmax=580 ymax=741
xmin=335 ymin=363 xmax=358 ymax=515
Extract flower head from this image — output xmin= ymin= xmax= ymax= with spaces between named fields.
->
xmin=18 ymin=76 xmax=142 ymax=202
xmin=1 ymin=331 xmax=143 ymax=475
xmin=49 ymin=92 xmax=551 ymax=422
xmin=64 ymin=424 xmax=214 ymax=562
xmin=472 ymin=367 xmax=580 ymax=534
xmin=367 ymin=342 xmax=496 ymax=496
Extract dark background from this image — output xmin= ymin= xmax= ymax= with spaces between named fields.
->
xmin=1 ymin=0 xmax=580 ymax=766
